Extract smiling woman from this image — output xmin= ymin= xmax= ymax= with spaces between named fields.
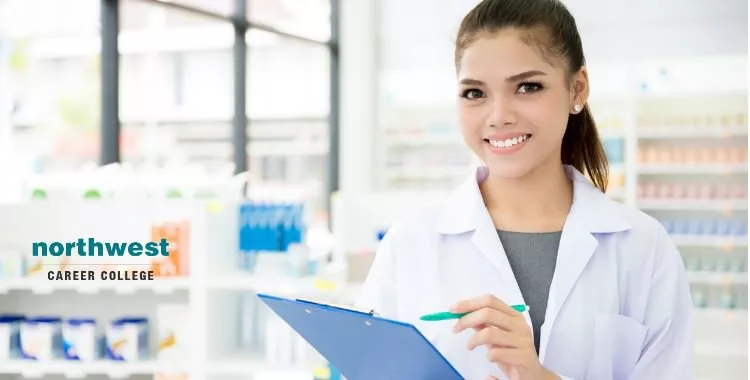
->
xmin=357 ymin=1 xmax=693 ymax=379
xmin=454 ymin=17 xmax=605 ymax=192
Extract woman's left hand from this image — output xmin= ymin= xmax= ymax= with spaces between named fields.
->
xmin=451 ymin=294 xmax=559 ymax=380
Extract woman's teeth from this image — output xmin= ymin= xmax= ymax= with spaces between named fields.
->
xmin=488 ymin=134 xmax=530 ymax=148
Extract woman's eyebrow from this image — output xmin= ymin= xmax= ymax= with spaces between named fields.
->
xmin=459 ymin=70 xmax=547 ymax=86
xmin=459 ymin=78 xmax=485 ymax=86
xmin=506 ymin=70 xmax=547 ymax=82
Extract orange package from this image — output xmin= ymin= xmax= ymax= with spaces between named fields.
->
xmin=150 ymin=221 xmax=190 ymax=277
xmin=154 ymin=374 xmax=189 ymax=380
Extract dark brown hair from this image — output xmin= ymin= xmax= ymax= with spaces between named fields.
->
xmin=455 ymin=0 xmax=608 ymax=192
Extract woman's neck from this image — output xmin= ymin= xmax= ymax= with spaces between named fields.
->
xmin=480 ymin=163 xmax=573 ymax=232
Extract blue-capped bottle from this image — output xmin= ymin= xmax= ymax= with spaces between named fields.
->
xmin=290 ymin=203 xmax=305 ymax=245
xmin=240 ymin=201 xmax=260 ymax=271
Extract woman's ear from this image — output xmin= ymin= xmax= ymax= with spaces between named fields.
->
xmin=570 ymin=67 xmax=590 ymax=107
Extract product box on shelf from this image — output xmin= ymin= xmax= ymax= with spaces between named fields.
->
xmin=150 ymin=221 xmax=190 ymax=277
xmin=156 ymin=304 xmax=191 ymax=361
xmin=62 ymin=318 xmax=97 ymax=361
xmin=105 ymin=317 xmax=149 ymax=361
xmin=0 ymin=315 xmax=23 ymax=360
xmin=19 ymin=317 xmax=63 ymax=360
xmin=155 ymin=374 xmax=190 ymax=380
xmin=0 ymin=247 xmax=23 ymax=279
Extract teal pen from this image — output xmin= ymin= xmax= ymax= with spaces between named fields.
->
xmin=419 ymin=304 xmax=530 ymax=321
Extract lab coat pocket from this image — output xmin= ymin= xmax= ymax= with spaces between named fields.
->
xmin=586 ymin=314 xmax=647 ymax=380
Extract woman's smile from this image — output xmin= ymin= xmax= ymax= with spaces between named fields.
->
xmin=484 ymin=133 xmax=533 ymax=155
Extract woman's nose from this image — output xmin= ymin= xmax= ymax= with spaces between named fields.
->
xmin=487 ymin=97 xmax=517 ymax=127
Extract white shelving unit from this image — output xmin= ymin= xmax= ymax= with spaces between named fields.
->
xmin=629 ymin=58 xmax=748 ymax=380
xmin=0 ymin=199 xmax=361 ymax=380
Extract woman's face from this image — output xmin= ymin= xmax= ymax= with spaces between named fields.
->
xmin=457 ymin=28 xmax=586 ymax=179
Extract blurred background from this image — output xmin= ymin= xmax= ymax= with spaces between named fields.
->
xmin=0 ymin=0 xmax=746 ymax=379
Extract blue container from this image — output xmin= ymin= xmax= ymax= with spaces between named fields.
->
xmin=257 ymin=202 xmax=272 ymax=251
xmin=671 ymin=219 xmax=688 ymax=235
xmin=0 ymin=314 xmax=24 ymax=359
xmin=105 ymin=317 xmax=148 ymax=361
xmin=732 ymin=221 xmax=748 ymax=236
xmin=239 ymin=202 xmax=258 ymax=270
xmin=659 ymin=220 xmax=673 ymax=234
xmin=715 ymin=220 xmax=732 ymax=236
xmin=687 ymin=219 xmax=703 ymax=236
xmin=62 ymin=318 xmax=97 ymax=361
xmin=701 ymin=220 xmax=717 ymax=236
xmin=20 ymin=316 xmax=62 ymax=360
xmin=602 ymin=138 xmax=624 ymax=164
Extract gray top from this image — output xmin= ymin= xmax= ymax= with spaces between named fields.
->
xmin=497 ymin=230 xmax=561 ymax=355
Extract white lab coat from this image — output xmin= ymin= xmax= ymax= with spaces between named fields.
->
xmin=357 ymin=165 xmax=693 ymax=380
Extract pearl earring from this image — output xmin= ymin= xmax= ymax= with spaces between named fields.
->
xmin=573 ymin=104 xmax=582 ymax=113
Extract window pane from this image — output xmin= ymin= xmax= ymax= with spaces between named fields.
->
xmin=120 ymin=0 xmax=234 ymax=172
xmin=248 ymin=0 xmax=331 ymax=42
xmin=1 ymin=0 xmax=99 ymax=37
xmin=245 ymin=31 xmax=331 ymax=214
xmin=121 ymin=0 xmax=232 ymax=31
xmin=152 ymin=0 xmax=235 ymax=17
xmin=247 ymin=31 xmax=330 ymax=119
xmin=248 ymin=119 xmax=329 ymax=214
xmin=0 ymin=0 xmax=101 ymax=173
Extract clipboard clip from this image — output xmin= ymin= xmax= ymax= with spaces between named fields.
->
xmin=295 ymin=298 xmax=380 ymax=317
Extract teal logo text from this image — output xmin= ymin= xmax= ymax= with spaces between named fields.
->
xmin=32 ymin=238 xmax=170 ymax=257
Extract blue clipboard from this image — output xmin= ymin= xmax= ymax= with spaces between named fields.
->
xmin=257 ymin=293 xmax=464 ymax=380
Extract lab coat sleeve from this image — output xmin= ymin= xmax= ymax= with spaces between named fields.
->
xmin=628 ymin=226 xmax=694 ymax=379
xmin=354 ymin=231 xmax=399 ymax=318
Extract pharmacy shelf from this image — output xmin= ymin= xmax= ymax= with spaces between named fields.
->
xmin=385 ymin=134 xmax=464 ymax=147
xmin=638 ymin=127 xmax=747 ymax=139
xmin=206 ymin=354 xmax=319 ymax=376
xmin=0 ymin=278 xmax=191 ymax=294
xmin=686 ymin=271 xmax=748 ymax=285
xmin=605 ymin=188 xmax=626 ymax=199
xmin=637 ymin=199 xmax=747 ymax=211
xmin=0 ymin=360 xmax=189 ymax=378
xmin=638 ymin=164 xmax=748 ymax=175
xmin=670 ymin=235 xmax=748 ymax=248
xmin=598 ymin=129 xmax=627 ymax=139
xmin=695 ymin=343 xmax=748 ymax=358
xmin=693 ymin=308 xmax=747 ymax=358
xmin=695 ymin=308 xmax=748 ymax=319
xmin=207 ymin=274 xmax=363 ymax=302
xmin=385 ymin=166 xmax=471 ymax=179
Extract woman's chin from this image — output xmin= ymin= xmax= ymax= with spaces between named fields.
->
xmin=483 ymin=160 xmax=535 ymax=179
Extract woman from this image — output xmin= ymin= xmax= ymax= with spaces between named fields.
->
xmin=356 ymin=0 xmax=693 ymax=379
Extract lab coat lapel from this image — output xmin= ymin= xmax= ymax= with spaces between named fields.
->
xmin=538 ymin=205 xmax=598 ymax=363
xmin=470 ymin=207 xmax=526 ymax=305
xmin=437 ymin=167 xmax=526 ymax=307
xmin=538 ymin=167 xmax=632 ymax=363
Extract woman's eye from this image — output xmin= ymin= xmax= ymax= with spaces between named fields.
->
xmin=461 ymin=89 xmax=485 ymax=100
xmin=518 ymin=82 xmax=543 ymax=93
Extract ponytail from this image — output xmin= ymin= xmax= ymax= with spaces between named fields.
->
xmin=561 ymin=104 xmax=608 ymax=193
